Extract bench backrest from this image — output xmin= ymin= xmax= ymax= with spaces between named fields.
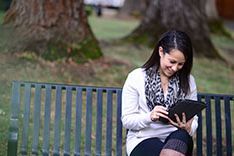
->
xmin=7 ymin=81 xmax=234 ymax=156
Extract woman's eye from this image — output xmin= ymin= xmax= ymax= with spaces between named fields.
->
xmin=178 ymin=63 xmax=184 ymax=66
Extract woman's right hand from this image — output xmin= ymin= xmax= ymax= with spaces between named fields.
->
xmin=150 ymin=106 xmax=168 ymax=122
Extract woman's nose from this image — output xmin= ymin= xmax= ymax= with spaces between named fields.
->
xmin=171 ymin=64 xmax=179 ymax=72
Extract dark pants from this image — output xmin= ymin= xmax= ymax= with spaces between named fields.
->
xmin=130 ymin=129 xmax=193 ymax=156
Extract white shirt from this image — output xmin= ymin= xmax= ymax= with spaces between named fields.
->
xmin=121 ymin=68 xmax=198 ymax=155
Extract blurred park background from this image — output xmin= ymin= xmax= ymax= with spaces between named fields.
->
xmin=0 ymin=0 xmax=234 ymax=155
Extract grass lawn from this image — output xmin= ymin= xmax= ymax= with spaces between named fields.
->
xmin=0 ymin=9 xmax=234 ymax=155
xmin=88 ymin=14 xmax=139 ymax=40
xmin=0 ymin=11 xmax=4 ymax=24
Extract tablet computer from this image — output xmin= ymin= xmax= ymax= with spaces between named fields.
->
xmin=159 ymin=99 xmax=206 ymax=123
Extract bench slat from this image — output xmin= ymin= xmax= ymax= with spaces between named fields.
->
xmin=106 ymin=89 xmax=113 ymax=155
xmin=64 ymin=87 xmax=73 ymax=155
xmin=95 ymin=89 xmax=103 ymax=155
xmin=205 ymin=96 xmax=213 ymax=155
xmin=32 ymin=84 xmax=42 ymax=155
xmin=53 ymin=86 xmax=62 ymax=155
xmin=116 ymin=90 xmax=122 ymax=156
xmin=196 ymin=96 xmax=203 ymax=156
xmin=7 ymin=82 xmax=21 ymax=156
xmin=74 ymin=87 xmax=83 ymax=156
xmin=42 ymin=85 xmax=52 ymax=155
xmin=21 ymin=84 xmax=31 ymax=155
xmin=224 ymin=97 xmax=232 ymax=156
xmin=85 ymin=88 xmax=93 ymax=155
xmin=214 ymin=96 xmax=222 ymax=156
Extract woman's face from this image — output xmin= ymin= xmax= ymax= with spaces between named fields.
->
xmin=159 ymin=47 xmax=185 ymax=78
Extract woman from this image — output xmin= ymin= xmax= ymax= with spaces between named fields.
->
xmin=121 ymin=30 xmax=198 ymax=156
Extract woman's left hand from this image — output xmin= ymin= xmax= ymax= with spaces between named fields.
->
xmin=168 ymin=112 xmax=193 ymax=133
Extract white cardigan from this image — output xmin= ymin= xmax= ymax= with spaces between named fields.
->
xmin=121 ymin=68 xmax=198 ymax=155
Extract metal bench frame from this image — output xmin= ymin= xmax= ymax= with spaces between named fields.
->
xmin=7 ymin=81 xmax=234 ymax=155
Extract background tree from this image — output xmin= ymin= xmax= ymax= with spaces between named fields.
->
xmin=2 ymin=0 xmax=102 ymax=63
xmin=125 ymin=0 xmax=222 ymax=59
xmin=118 ymin=0 xmax=150 ymax=18
xmin=205 ymin=0 xmax=231 ymax=37
xmin=206 ymin=0 xmax=219 ymax=20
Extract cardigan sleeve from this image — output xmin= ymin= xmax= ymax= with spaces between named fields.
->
xmin=186 ymin=75 xmax=198 ymax=136
xmin=121 ymin=69 xmax=152 ymax=130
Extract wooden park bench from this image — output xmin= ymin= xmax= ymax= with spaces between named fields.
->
xmin=7 ymin=81 xmax=234 ymax=155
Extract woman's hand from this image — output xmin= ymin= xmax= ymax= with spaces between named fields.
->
xmin=150 ymin=106 xmax=168 ymax=122
xmin=168 ymin=112 xmax=193 ymax=133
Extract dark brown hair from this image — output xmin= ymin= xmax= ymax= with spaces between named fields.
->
xmin=142 ymin=30 xmax=193 ymax=95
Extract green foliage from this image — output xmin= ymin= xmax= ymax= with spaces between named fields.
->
xmin=0 ymin=0 xmax=11 ymax=11
xmin=211 ymin=34 xmax=234 ymax=49
xmin=123 ymin=33 xmax=151 ymax=46
xmin=85 ymin=5 xmax=93 ymax=16
xmin=42 ymin=37 xmax=102 ymax=63
xmin=209 ymin=20 xmax=232 ymax=38
xmin=0 ymin=1 xmax=5 ymax=11
xmin=0 ymin=11 xmax=5 ymax=23
xmin=74 ymin=36 xmax=102 ymax=60
xmin=211 ymin=34 xmax=234 ymax=65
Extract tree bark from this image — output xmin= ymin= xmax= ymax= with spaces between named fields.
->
xmin=2 ymin=0 xmax=102 ymax=63
xmin=204 ymin=0 xmax=231 ymax=37
xmin=206 ymin=0 xmax=219 ymax=20
xmin=126 ymin=0 xmax=222 ymax=59
xmin=118 ymin=0 xmax=150 ymax=18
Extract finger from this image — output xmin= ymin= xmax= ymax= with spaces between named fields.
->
xmin=153 ymin=106 xmax=168 ymax=117
xmin=154 ymin=106 xmax=168 ymax=112
xmin=151 ymin=111 xmax=160 ymax=121
xmin=157 ymin=112 xmax=169 ymax=119
xmin=168 ymin=118 xmax=182 ymax=128
xmin=176 ymin=114 xmax=186 ymax=128
xmin=168 ymin=117 xmax=178 ymax=126
xmin=174 ymin=114 xmax=182 ymax=124
xmin=157 ymin=109 xmax=168 ymax=115
xmin=182 ymin=112 xmax=186 ymax=124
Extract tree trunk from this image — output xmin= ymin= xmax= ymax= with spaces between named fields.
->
xmin=126 ymin=0 xmax=222 ymax=59
xmin=206 ymin=0 xmax=219 ymax=20
xmin=2 ymin=0 xmax=102 ymax=63
xmin=205 ymin=0 xmax=231 ymax=37
xmin=118 ymin=0 xmax=150 ymax=18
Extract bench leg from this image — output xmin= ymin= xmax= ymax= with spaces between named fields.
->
xmin=7 ymin=130 xmax=18 ymax=156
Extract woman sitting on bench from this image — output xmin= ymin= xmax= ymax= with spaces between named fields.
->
xmin=121 ymin=30 xmax=197 ymax=156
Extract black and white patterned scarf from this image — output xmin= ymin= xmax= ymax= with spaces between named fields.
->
xmin=145 ymin=66 xmax=185 ymax=111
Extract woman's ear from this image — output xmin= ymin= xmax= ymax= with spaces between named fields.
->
xmin=159 ymin=46 xmax=164 ymax=57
